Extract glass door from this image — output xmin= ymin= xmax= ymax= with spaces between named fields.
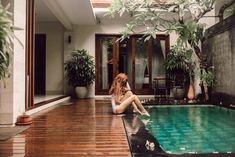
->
xmin=95 ymin=34 xmax=169 ymax=95
xmin=95 ymin=36 xmax=116 ymax=94
xmin=118 ymin=39 xmax=133 ymax=88
xmin=132 ymin=36 xmax=151 ymax=94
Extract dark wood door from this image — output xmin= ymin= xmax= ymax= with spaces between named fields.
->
xmin=35 ymin=34 xmax=46 ymax=95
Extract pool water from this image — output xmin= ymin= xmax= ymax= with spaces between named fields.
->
xmin=140 ymin=105 xmax=235 ymax=154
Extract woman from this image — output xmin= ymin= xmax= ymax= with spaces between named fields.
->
xmin=109 ymin=73 xmax=150 ymax=116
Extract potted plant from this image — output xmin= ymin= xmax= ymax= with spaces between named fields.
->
xmin=64 ymin=49 xmax=95 ymax=98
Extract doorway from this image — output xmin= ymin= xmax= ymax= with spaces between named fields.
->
xmin=26 ymin=0 xmax=65 ymax=109
xmin=95 ymin=34 xmax=169 ymax=95
xmin=35 ymin=34 xmax=46 ymax=95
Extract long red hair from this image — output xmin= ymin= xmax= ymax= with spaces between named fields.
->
xmin=109 ymin=73 xmax=128 ymax=102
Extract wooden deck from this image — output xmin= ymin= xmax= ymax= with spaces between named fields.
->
xmin=0 ymin=99 xmax=131 ymax=157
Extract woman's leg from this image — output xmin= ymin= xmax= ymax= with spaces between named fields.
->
xmin=121 ymin=91 xmax=142 ymax=114
xmin=126 ymin=93 xmax=150 ymax=116
xmin=117 ymin=94 xmax=149 ymax=115
xmin=122 ymin=90 xmax=133 ymax=99
xmin=123 ymin=91 xmax=138 ymax=108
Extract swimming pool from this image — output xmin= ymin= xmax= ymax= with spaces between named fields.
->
xmin=139 ymin=105 xmax=235 ymax=155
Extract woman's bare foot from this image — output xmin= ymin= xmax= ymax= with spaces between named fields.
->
xmin=141 ymin=111 xmax=150 ymax=117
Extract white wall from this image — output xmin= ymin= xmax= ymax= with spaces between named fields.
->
xmin=35 ymin=22 xmax=65 ymax=94
xmin=13 ymin=0 xmax=26 ymax=123
xmin=64 ymin=31 xmax=75 ymax=95
xmin=199 ymin=10 xmax=216 ymax=29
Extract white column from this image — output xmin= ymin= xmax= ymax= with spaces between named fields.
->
xmin=13 ymin=0 xmax=26 ymax=123
xmin=0 ymin=0 xmax=26 ymax=126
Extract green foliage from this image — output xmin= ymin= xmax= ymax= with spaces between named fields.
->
xmin=107 ymin=0 xmax=215 ymax=41
xmin=106 ymin=0 xmax=127 ymax=18
xmin=64 ymin=49 xmax=95 ymax=87
xmin=224 ymin=4 xmax=235 ymax=18
xmin=174 ymin=21 xmax=205 ymax=46
xmin=164 ymin=45 xmax=194 ymax=76
xmin=108 ymin=0 xmax=216 ymax=85
xmin=199 ymin=67 xmax=215 ymax=87
xmin=0 ymin=2 xmax=14 ymax=81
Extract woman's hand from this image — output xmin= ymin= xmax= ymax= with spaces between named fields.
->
xmin=123 ymin=87 xmax=131 ymax=92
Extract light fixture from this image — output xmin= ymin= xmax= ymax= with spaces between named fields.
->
xmin=68 ymin=35 xmax=71 ymax=44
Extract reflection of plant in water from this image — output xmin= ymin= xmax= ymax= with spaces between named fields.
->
xmin=145 ymin=140 xmax=155 ymax=151
xmin=135 ymin=38 xmax=148 ymax=87
xmin=103 ymin=38 xmax=113 ymax=48
xmin=102 ymin=38 xmax=113 ymax=60
xmin=136 ymin=38 xmax=148 ymax=64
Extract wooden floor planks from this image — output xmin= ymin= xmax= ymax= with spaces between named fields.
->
xmin=0 ymin=99 xmax=131 ymax=157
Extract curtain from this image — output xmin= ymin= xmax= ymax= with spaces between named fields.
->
xmin=135 ymin=39 xmax=148 ymax=88
xmin=152 ymin=39 xmax=166 ymax=79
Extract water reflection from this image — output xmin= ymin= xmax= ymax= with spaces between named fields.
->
xmin=123 ymin=114 xmax=164 ymax=154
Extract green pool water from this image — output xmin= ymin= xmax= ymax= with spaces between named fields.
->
xmin=140 ymin=105 xmax=235 ymax=154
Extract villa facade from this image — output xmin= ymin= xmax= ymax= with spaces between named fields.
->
xmin=0 ymin=0 xmax=234 ymax=126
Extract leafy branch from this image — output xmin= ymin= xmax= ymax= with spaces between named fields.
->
xmin=107 ymin=0 xmax=216 ymax=87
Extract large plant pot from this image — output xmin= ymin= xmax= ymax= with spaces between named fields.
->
xmin=75 ymin=86 xmax=87 ymax=98
xmin=187 ymin=84 xmax=195 ymax=103
xmin=172 ymin=86 xmax=185 ymax=99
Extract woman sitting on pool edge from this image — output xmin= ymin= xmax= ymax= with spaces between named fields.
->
xmin=109 ymin=73 xmax=150 ymax=116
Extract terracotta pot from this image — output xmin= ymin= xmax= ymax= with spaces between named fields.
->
xmin=16 ymin=115 xmax=33 ymax=125
xmin=204 ymin=85 xmax=209 ymax=102
xmin=187 ymin=84 xmax=195 ymax=103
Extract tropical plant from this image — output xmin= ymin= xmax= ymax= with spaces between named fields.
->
xmin=107 ymin=0 xmax=215 ymax=60
xmin=64 ymin=49 xmax=95 ymax=87
xmin=164 ymin=45 xmax=194 ymax=75
xmin=0 ymin=2 xmax=15 ymax=82
xmin=196 ymin=66 xmax=215 ymax=101
xmin=199 ymin=67 xmax=215 ymax=87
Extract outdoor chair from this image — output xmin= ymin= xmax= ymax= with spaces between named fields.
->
xmin=153 ymin=76 xmax=174 ymax=103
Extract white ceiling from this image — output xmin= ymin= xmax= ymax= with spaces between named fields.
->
xmin=56 ymin=0 xmax=96 ymax=25
xmin=35 ymin=0 xmax=58 ymax=22
xmin=35 ymin=0 xmax=178 ymax=29
xmin=35 ymin=0 xmax=97 ymax=29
